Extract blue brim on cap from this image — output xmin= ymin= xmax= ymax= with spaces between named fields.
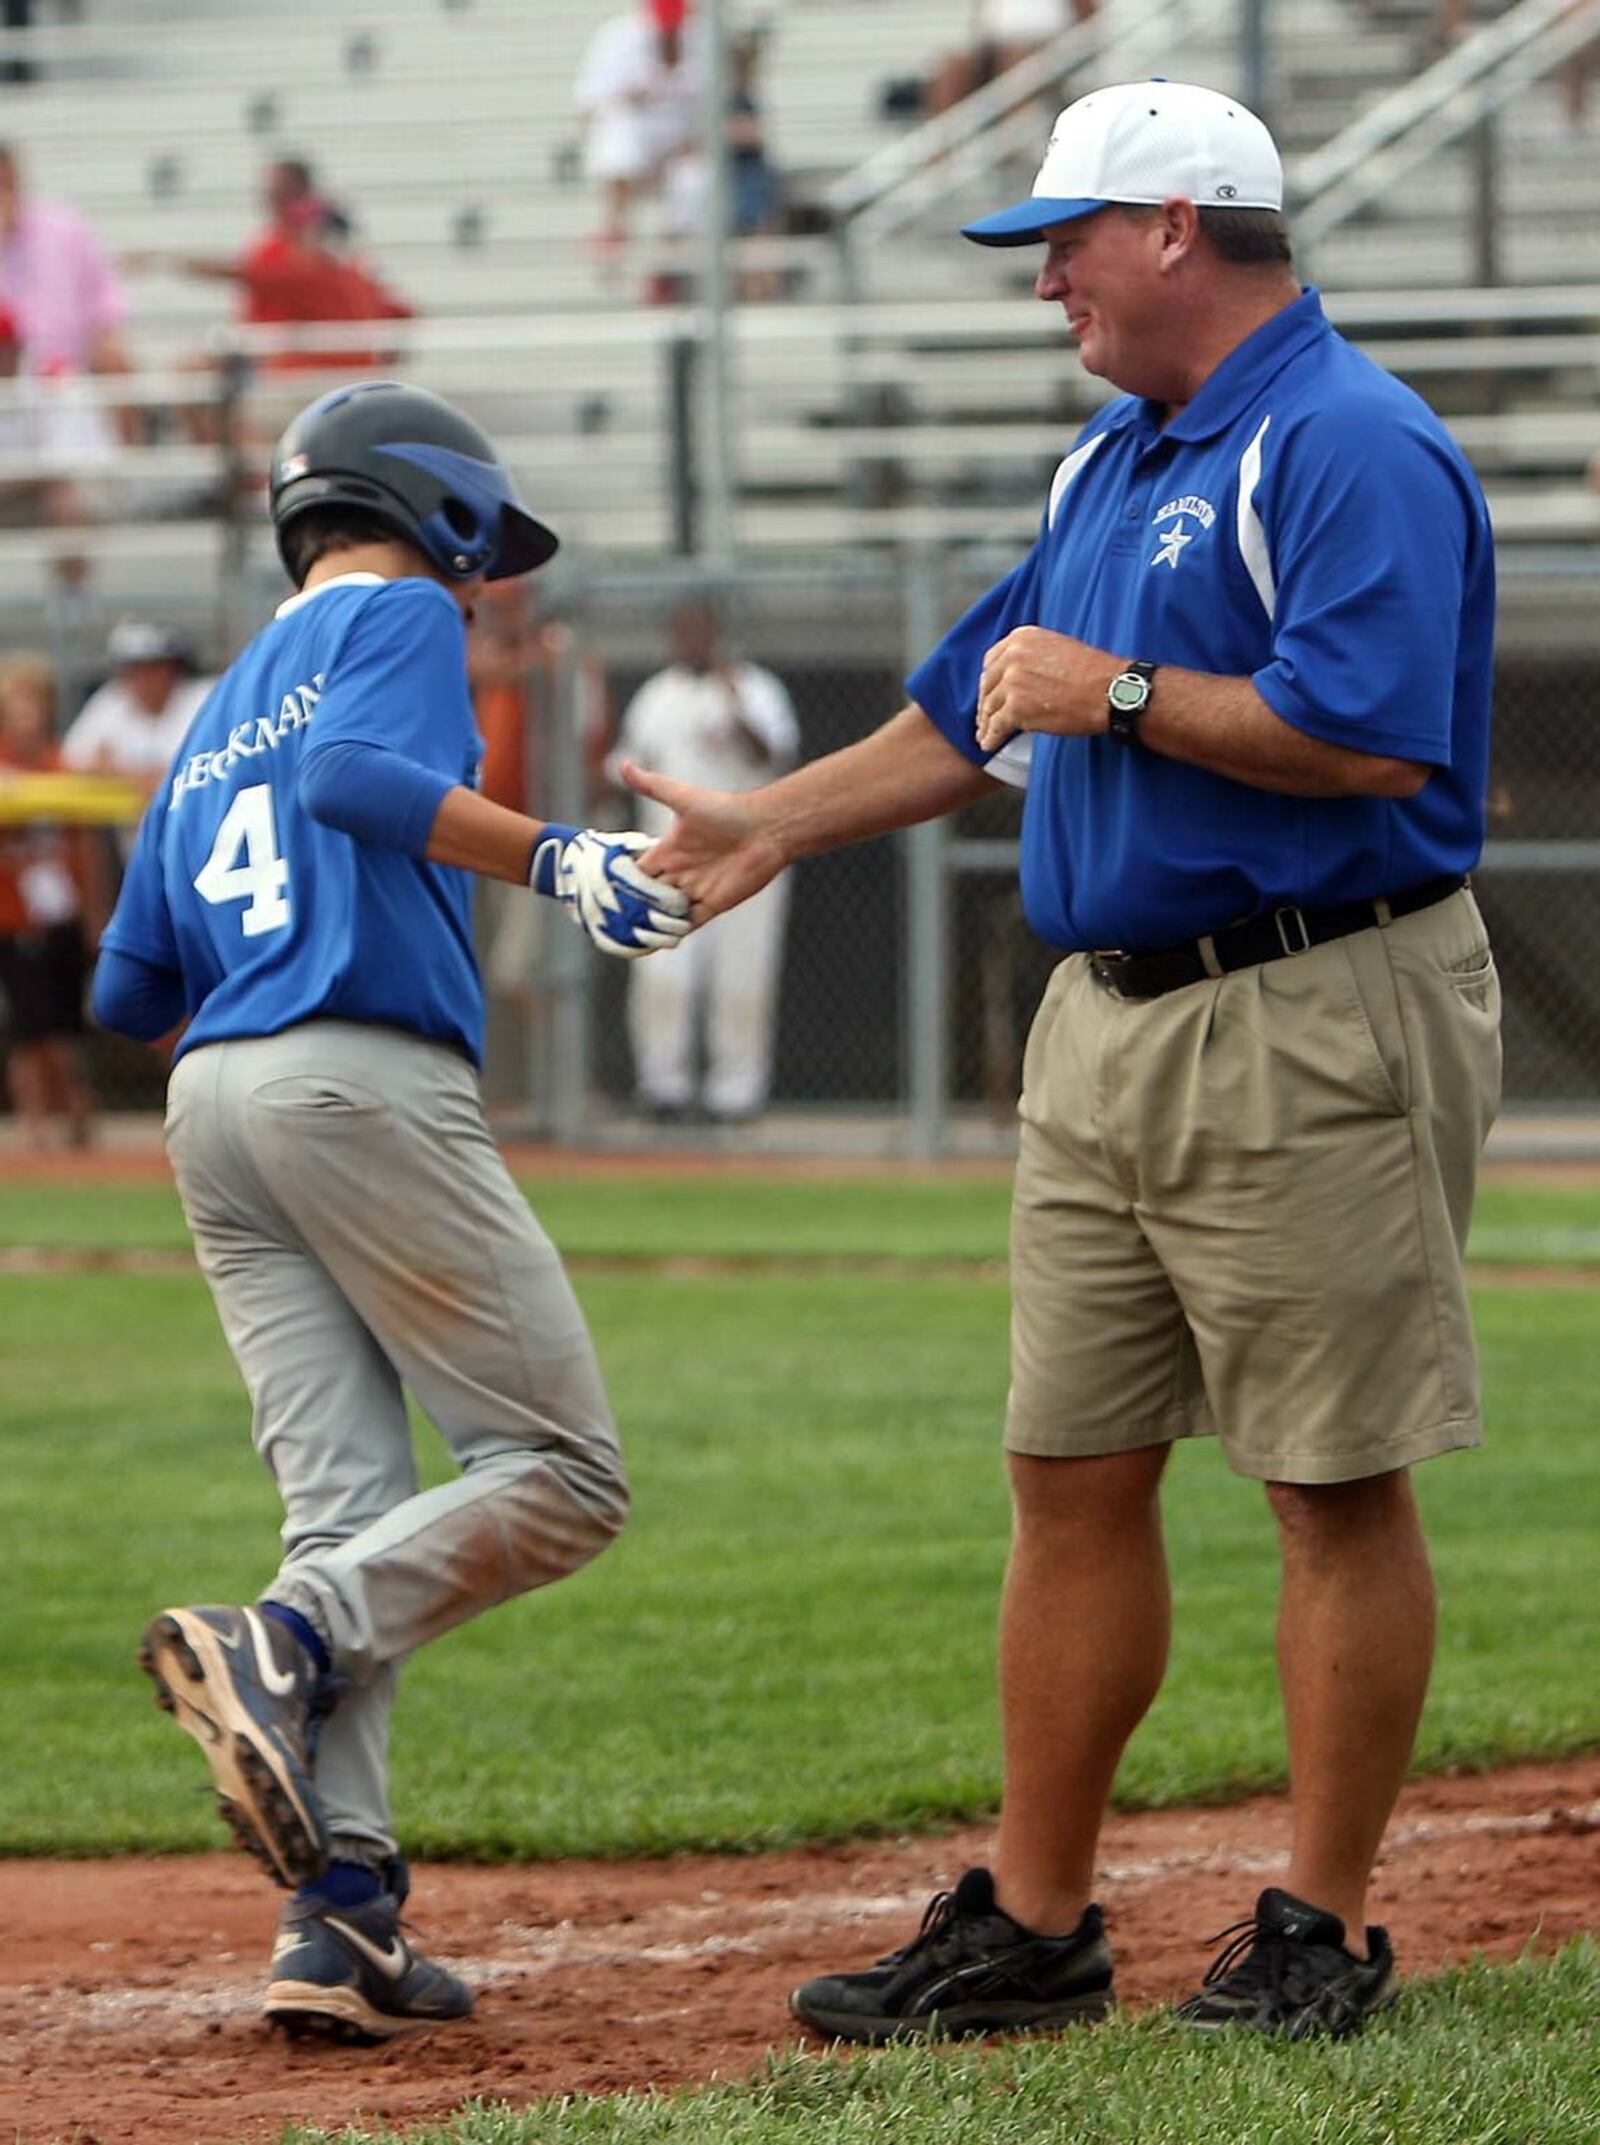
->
xmin=961 ymin=195 xmax=1107 ymax=245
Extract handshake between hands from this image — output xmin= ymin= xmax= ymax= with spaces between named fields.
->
xmin=529 ymin=825 xmax=691 ymax=960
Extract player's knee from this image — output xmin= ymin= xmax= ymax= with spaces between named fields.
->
xmin=578 ymin=1445 xmax=631 ymax=1546
xmin=496 ymin=1440 xmax=629 ymax=1598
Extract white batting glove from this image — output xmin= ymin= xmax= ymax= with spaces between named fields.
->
xmin=528 ymin=824 xmax=691 ymax=958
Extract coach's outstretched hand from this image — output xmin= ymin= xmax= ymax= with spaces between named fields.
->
xmin=621 ymin=762 xmax=789 ymax=924
xmin=529 ymin=825 xmax=692 ymax=959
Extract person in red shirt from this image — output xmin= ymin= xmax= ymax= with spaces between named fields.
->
xmin=131 ymin=158 xmax=412 ymax=375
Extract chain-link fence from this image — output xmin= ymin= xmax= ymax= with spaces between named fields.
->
xmin=493 ymin=553 xmax=1600 ymax=1138
xmin=13 ymin=551 xmax=1600 ymax=1145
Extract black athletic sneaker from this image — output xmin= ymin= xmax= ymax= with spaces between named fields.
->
xmin=263 ymin=1862 xmax=474 ymax=2041
xmin=1174 ymin=1887 xmax=1398 ymax=2039
xmin=138 ymin=1603 xmax=332 ymax=1888
xmin=790 ymin=1867 xmax=1113 ymax=2044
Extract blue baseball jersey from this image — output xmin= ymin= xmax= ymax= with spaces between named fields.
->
xmin=99 ymin=572 xmax=487 ymax=1062
xmin=909 ymin=288 xmax=1496 ymax=952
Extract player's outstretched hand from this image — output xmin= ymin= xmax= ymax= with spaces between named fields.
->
xmin=529 ymin=825 xmax=692 ymax=959
xmin=621 ymin=761 xmax=789 ymax=923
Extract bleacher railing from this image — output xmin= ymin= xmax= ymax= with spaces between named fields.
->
xmin=1291 ymin=0 xmax=1600 ymax=253
xmin=823 ymin=0 xmax=1231 ymax=256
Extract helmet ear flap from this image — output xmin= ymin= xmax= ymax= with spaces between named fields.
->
xmin=420 ymin=493 xmax=496 ymax=576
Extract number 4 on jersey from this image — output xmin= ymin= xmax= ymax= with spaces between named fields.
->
xmin=194 ymin=784 xmax=291 ymax=937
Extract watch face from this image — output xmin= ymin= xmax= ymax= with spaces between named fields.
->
xmin=1108 ymin=671 xmax=1150 ymax=713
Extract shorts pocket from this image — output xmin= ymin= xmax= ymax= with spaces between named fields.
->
xmin=1446 ymin=943 xmax=1497 ymax=1011
xmin=1337 ymin=934 xmax=1410 ymax=1116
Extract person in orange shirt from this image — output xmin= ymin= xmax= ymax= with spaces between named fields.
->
xmin=0 ymin=650 xmax=105 ymax=1147
xmin=469 ymin=580 xmax=611 ymax=1011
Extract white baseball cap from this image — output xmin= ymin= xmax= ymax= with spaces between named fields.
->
xmin=107 ymin=618 xmax=193 ymax=667
xmin=962 ymin=79 xmax=1282 ymax=248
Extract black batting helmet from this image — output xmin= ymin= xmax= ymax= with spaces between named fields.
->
xmin=269 ymin=380 xmax=559 ymax=583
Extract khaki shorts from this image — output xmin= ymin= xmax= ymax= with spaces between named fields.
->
xmin=1006 ymin=889 xmax=1502 ymax=1483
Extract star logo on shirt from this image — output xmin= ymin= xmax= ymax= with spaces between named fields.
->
xmin=1150 ymin=517 xmax=1193 ymax=570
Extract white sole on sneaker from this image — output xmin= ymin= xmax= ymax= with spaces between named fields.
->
xmin=263 ymin=1979 xmax=472 ymax=2040
xmin=138 ymin=1608 xmax=327 ymax=1888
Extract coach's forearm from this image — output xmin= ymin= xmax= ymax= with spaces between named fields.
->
xmin=1137 ymin=671 xmax=1429 ymax=800
xmin=763 ymin=705 xmax=997 ymax=863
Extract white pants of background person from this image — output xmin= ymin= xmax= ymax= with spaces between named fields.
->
xmin=629 ymin=873 xmax=789 ymax=1118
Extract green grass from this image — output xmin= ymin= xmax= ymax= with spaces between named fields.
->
xmin=0 ymin=1172 xmax=1014 ymax=1261
xmin=281 ymin=1944 xmax=1600 ymax=2145
xmin=3 ymin=1168 xmax=1599 ymax=1265
xmin=1 ymin=1166 xmax=1597 ymax=1860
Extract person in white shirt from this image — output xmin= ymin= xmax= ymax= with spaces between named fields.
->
xmin=607 ymin=601 xmax=798 ymax=1122
xmin=61 ymin=621 xmax=215 ymax=856
xmin=927 ymin=0 xmax=1092 ymax=117
xmin=574 ymin=0 xmax=704 ymax=251
xmin=0 ymin=299 xmax=118 ymax=536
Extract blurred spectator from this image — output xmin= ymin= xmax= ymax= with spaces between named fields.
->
xmin=728 ymin=29 xmax=785 ymax=242
xmin=926 ymin=0 xmax=1093 ymax=120
xmin=61 ymin=620 xmax=214 ymax=854
xmin=575 ymin=0 xmax=704 ymax=253
xmin=471 ymin=578 xmax=611 ymax=1010
xmin=0 ymin=649 xmax=102 ymax=1148
xmin=656 ymin=27 xmax=787 ymax=301
xmin=0 ymin=298 xmax=118 ymax=536
xmin=130 ymin=157 xmax=413 ymax=375
xmin=0 ymin=143 xmax=132 ymax=383
xmin=606 ymin=600 xmax=798 ymax=1123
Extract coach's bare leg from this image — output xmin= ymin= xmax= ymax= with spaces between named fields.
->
xmin=993 ymin=1444 xmax=1171 ymax=1934
xmin=1269 ymin=1468 xmax=1436 ymax=1941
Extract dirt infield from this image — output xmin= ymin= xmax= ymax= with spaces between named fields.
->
xmin=5 ymin=1757 xmax=1596 ymax=2145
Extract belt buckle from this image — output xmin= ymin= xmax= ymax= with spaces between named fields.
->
xmin=1273 ymin=905 xmax=1311 ymax=957
xmin=1090 ymin=949 xmax=1131 ymax=994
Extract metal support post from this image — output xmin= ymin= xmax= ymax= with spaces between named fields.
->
xmin=667 ymin=336 xmax=697 ymax=555
xmin=216 ymin=346 xmax=253 ymax=658
xmin=540 ymin=632 xmax=592 ymax=1145
xmin=1470 ymin=112 xmax=1501 ymax=290
xmin=902 ymin=549 xmax=949 ymax=1158
xmin=1242 ymin=0 xmax=1271 ymax=126
xmin=697 ymin=0 xmax=736 ymax=566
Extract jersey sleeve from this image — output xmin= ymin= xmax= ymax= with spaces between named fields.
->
xmin=603 ymin=676 xmax=662 ymax=787
xmin=1250 ymin=400 xmax=1486 ymax=765
xmin=91 ymin=945 xmax=187 ymax=1042
xmin=300 ymin=579 xmax=476 ymax=857
xmin=904 ymin=546 xmax=1044 ymax=769
xmin=735 ymin=667 xmax=800 ymax=765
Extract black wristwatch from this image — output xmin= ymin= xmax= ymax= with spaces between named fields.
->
xmin=1106 ymin=659 xmax=1158 ymax=745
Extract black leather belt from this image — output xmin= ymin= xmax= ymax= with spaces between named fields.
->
xmin=1088 ymin=874 xmax=1467 ymax=1001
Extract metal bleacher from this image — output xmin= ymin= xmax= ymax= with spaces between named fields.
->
xmin=2 ymin=0 xmax=1597 ymax=640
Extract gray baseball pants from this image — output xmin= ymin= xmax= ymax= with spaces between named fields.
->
xmin=165 ymin=1020 xmax=627 ymax=1869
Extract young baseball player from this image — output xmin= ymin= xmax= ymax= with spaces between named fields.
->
xmin=92 ymin=380 xmax=689 ymax=2040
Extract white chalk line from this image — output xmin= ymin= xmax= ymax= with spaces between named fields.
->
xmin=7 ymin=1797 xmax=1592 ymax=2046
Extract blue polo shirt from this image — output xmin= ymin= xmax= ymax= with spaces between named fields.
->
xmin=909 ymin=288 xmax=1495 ymax=952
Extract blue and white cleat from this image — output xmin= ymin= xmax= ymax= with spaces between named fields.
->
xmin=138 ymin=1603 xmax=331 ymax=1888
xmin=264 ymin=1863 xmax=474 ymax=2040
